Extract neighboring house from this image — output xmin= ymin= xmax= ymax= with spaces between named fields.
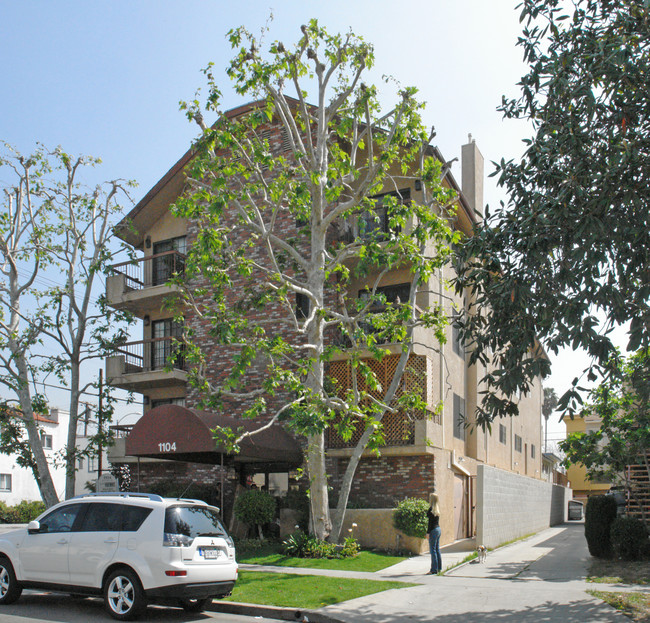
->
xmin=542 ymin=452 xmax=568 ymax=486
xmin=564 ymin=414 xmax=611 ymax=502
xmin=105 ymin=101 xmax=545 ymax=545
xmin=0 ymin=407 xmax=108 ymax=504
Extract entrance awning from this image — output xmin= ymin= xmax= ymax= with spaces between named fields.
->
xmin=125 ymin=405 xmax=303 ymax=473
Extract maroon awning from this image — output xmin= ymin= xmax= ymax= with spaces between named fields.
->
xmin=125 ymin=405 xmax=302 ymax=473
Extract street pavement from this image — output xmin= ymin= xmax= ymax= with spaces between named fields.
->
xmin=217 ymin=522 xmax=648 ymax=622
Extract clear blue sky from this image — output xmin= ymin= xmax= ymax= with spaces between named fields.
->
xmin=1 ymin=0 xmax=573 ymax=443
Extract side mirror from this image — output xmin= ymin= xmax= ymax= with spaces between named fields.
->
xmin=27 ymin=520 xmax=41 ymax=534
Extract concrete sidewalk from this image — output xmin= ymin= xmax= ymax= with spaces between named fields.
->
xmin=320 ymin=522 xmax=637 ymax=622
xmin=215 ymin=522 xmax=644 ymax=622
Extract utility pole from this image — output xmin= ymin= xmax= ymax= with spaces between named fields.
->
xmin=97 ymin=369 xmax=103 ymax=477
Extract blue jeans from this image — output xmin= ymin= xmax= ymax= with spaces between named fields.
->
xmin=428 ymin=526 xmax=442 ymax=573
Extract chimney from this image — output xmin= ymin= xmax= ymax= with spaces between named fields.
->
xmin=461 ymin=134 xmax=484 ymax=220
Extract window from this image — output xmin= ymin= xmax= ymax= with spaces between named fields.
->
xmin=452 ymin=310 xmax=465 ymax=358
xmin=123 ymin=505 xmax=153 ymax=531
xmin=38 ymin=503 xmax=84 ymax=533
xmin=531 ymin=444 xmax=536 ymax=459
xmin=77 ymin=458 xmax=84 ymax=470
xmin=151 ymin=397 xmax=186 ymax=409
xmin=296 ymin=292 xmax=310 ymax=320
xmin=41 ymin=432 xmax=53 ymax=450
xmin=356 ymin=189 xmax=410 ymax=240
xmin=151 ymin=318 xmax=184 ymax=370
xmin=78 ymin=503 xmax=123 ymax=532
xmin=514 ymin=434 xmax=523 ymax=453
xmin=152 ymin=236 xmax=186 ymax=286
xmin=453 ymin=393 xmax=466 ymax=441
xmin=358 ymin=283 xmax=411 ymax=343
xmin=499 ymin=424 xmax=507 ymax=444
xmin=0 ymin=474 xmax=11 ymax=492
xmin=88 ymin=457 xmax=98 ymax=473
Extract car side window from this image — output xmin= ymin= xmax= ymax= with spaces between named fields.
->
xmin=38 ymin=503 xmax=84 ymax=533
xmin=78 ymin=503 xmax=123 ymax=532
xmin=122 ymin=505 xmax=153 ymax=531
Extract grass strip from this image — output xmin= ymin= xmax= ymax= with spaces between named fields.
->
xmin=587 ymin=559 xmax=650 ymax=586
xmin=238 ymin=548 xmax=407 ymax=572
xmin=588 ymin=590 xmax=650 ymax=622
xmin=224 ymin=570 xmax=415 ymax=609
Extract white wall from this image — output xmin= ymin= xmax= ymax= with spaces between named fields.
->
xmin=476 ymin=464 xmax=572 ymax=549
xmin=0 ymin=408 xmax=108 ymax=505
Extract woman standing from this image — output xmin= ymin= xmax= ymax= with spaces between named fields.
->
xmin=427 ymin=492 xmax=442 ymax=574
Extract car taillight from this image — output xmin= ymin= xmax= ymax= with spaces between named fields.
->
xmin=163 ymin=533 xmax=194 ymax=547
xmin=165 ymin=570 xmax=188 ymax=577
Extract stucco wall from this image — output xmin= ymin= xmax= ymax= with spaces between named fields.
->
xmin=476 ymin=464 xmax=572 ymax=548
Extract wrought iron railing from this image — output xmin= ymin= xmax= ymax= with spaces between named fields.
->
xmin=111 ymin=337 xmax=186 ymax=373
xmin=110 ymin=250 xmax=186 ymax=291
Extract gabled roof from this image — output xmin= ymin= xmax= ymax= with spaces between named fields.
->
xmin=117 ymin=99 xmax=476 ymax=248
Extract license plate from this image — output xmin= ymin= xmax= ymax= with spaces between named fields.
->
xmin=202 ymin=548 xmax=220 ymax=559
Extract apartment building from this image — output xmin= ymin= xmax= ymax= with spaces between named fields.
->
xmin=106 ymin=101 xmax=544 ymax=544
xmin=0 ymin=408 xmax=108 ymax=504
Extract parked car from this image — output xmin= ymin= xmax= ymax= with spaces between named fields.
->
xmin=0 ymin=492 xmax=237 ymax=620
xmin=568 ymin=499 xmax=584 ymax=520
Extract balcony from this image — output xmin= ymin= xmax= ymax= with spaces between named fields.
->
xmin=106 ymin=337 xmax=187 ymax=392
xmin=106 ymin=250 xmax=185 ymax=317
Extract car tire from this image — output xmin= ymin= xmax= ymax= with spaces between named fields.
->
xmin=179 ymin=597 xmax=212 ymax=613
xmin=103 ymin=568 xmax=147 ymax=621
xmin=0 ymin=557 xmax=22 ymax=605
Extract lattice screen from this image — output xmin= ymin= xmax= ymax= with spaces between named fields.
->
xmin=326 ymin=354 xmax=431 ymax=448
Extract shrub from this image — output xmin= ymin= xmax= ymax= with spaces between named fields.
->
xmin=610 ymin=516 xmax=648 ymax=561
xmin=0 ymin=500 xmax=45 ymax=523
xmin=234 ymin=489 xmax=276 ymax=539
xmin=585 ymin=495 xmax=618 ymax=558
xmin=12 ymin=500 xmax=45 ymax=523
xmin=281 ymin=532 xmax=359 ymax=559
xmin=393 ymin=497 xmax=429 ymax=539
xmin=279 ymin=488 xmax=309 ymax=531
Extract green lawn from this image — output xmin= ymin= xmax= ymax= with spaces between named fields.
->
xmin=236 ymin=542 xmax=407 ymax=572
xmin=224 ymin=570 xmax=415 ymax=609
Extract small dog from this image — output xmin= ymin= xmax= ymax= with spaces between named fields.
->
xmin=476 ymin=545 xmax=487 ymax=563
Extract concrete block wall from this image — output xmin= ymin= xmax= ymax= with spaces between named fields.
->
xmin=477 ymin=464 xmax=572 ymax=548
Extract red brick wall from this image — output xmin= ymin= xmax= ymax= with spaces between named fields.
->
xmin=327 ymin=454 xmax=436 ymax=508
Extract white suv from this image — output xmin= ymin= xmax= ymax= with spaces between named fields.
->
xmin=0 ymin=492 xmax=238 ymax=620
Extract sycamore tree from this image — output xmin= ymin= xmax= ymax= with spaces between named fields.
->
xmin=175 ymin=21 xmax=459 ymax=541
xmin=455 ymin=0 xmax=650 ymax=425
xmin=0 ymin=144 xmax=134 ymax=506
xmin=560 ymin=350 xmax=649 ymax=527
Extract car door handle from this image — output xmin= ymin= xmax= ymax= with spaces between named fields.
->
xmin=57 ymin=538 xmax=68 ymax=545
xmin=104 ymin=538 xmax=118 ymax=544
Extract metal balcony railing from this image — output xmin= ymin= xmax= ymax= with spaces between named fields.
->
xmin=112 ymin=337 xmax=186 ymax=373
xmin=110 ymin=250 xmax=186 ymax=291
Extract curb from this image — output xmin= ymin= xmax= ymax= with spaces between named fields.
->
xmin=209 ymin=600 xmax=346 ymax=623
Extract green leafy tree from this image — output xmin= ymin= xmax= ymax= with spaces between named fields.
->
xmin=0 ymin=144 xmax=134 ymax=506
xmin=174 ymin=21 xmax=458 ymax=541
xmin=560 ymin=350 xmax=650 ymax=528
xmin=455 ymin=0 xmax=650 ymax=425
xmin=543 ymin=387 xmax=558 ymax=452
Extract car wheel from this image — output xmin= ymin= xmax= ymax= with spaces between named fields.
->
xmin=0 ymin=557 xmax=22 ymax=605
xmin=103 ymin=568 xmax=147 ymax=621
xmin=179 ymin=597 xmax=212 ymax=613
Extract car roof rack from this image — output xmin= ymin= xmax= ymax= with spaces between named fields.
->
xmin=71 ymin=492 xmax=164 ymax=502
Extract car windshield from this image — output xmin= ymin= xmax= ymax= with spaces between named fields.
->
xmin=164 ymin=505 xmax=227 ymax=540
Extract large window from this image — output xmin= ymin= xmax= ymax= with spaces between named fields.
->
xmin=151 ymin=319 xmax=184 ymax=370
xmin=452 ymin=310 xmax=465 ymax=358
xmin=40 ymin=432 xmax=53 ymax=450
xmin=453 ymin=393 xmax=466 ymax=441
xmin=356 ymin=189 xmax=410 ymax=240
xmin=152 ymin=236 xmax=186 ymax=286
